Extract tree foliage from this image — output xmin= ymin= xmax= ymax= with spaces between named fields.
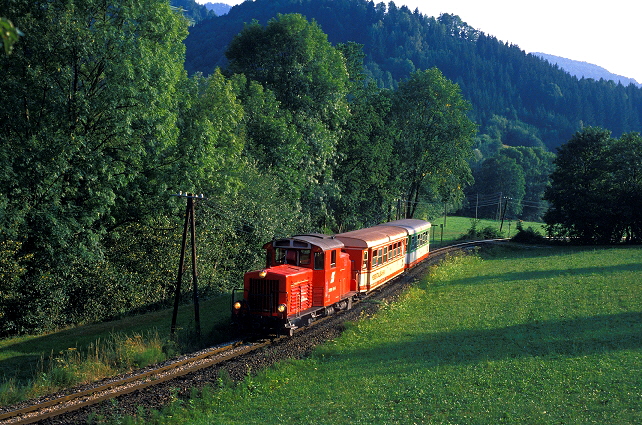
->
xmin=1 ymin=16 xmax=21 ymax=54
xmin=544 ymin=128 xmax=642 ymax=243
xmin=225 ymin=13 xmax=350 ymax=228
xmin=391 ymin=69 xmax=476 ymax=218
xmin=0 ymin=0 xmax=190 ymax=333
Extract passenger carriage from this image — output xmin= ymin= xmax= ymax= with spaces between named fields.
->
xmin=334 ymin=225 xmax=408 ymax=293
xmin=383 ymin=219 xmax=431 ymax=268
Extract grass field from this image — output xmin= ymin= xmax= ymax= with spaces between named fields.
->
xmin=122 ymin=244 xmax=642 ymax=425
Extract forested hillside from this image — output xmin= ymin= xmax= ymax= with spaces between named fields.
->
xmin=184 ymin=0 xmax=642 ymax=150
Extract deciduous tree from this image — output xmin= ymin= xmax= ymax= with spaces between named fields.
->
xmin=544 ymin=127 xmax=614 ymax=243
xmin=225 ymin=13 xmax=350 ymax=228
xmin=390 ymin=68 xmax=475 ymax=218
xmin=0 ymin=0 xmax=189 ymax=332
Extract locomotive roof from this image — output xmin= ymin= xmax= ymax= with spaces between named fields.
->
xmin=334 ymin=225 xmax=408 ymax=248
xmin=381 ymin=219 xmax=431 ymax=234
xmin=266 ymin=233 xmax=344 ymax=251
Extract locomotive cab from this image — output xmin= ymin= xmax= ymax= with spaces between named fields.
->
xmin=232 ymin=234 xmax=353 ymax=335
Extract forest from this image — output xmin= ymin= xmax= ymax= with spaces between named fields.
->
xmin=1 ymin=0 xmax=640 ymax=336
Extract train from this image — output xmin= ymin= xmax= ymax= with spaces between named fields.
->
xmin=231 ymin=219 xmax=431 ymax=336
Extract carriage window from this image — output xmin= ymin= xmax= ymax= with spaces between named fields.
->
xmin=299 ymin=249 xmax=311 ymax=265
xmin=314 ymin=252 xmax=325 ymax=270
xmin=330 ymin=250 xmax=337 ymax=268
xmin=383 ymin=246 xmax=388 ymax=263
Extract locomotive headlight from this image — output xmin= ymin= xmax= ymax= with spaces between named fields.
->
xmin=277 ymin=304 xmax=287 ymax=313
xmin=259 ymin=270 xmax=267 ymax=278
xmin=233 ymin=301 xmax=242 ymax=310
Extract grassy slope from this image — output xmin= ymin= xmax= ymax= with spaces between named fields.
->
xmin=0 ymin=295 xmax=233 ymax=403
xmin=143 ymin=245 xmax=641 ymax=425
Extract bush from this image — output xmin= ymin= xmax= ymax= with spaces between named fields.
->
xmin=511 ymin=226 xmax=547 ymax=244
xmin=458 ymin=220 xmax=503 ymax=240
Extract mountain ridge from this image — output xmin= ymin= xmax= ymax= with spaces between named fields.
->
xmin=202 ymin=2 xmax=232 ymax=16
xmin=533 ymin=52 xmax=640 ymax=87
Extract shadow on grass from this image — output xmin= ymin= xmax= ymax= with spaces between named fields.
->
xmin=329 ymin=312 xmax=642 ymax=369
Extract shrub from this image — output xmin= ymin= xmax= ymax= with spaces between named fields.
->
xmin=511 ymin=226 xmax=547 ymax=244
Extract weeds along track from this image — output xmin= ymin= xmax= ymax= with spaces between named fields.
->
xmin=0 ymin=240 xmax=493 ymax=425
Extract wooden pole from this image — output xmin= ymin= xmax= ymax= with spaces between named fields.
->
xmin=189 ymin=196 xmax=201 ymax=339
xmin=170 ymin=199 xmax=191 ymax=336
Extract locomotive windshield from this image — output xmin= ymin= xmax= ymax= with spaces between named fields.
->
xmin=275 ymin=248 xmax=311 ymax=267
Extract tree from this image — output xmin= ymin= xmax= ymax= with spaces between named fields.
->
xmin=225 ymin=13 xmax=350 ymax=228
xmin=0 ymin=0 xmax=189 ymax=333
xmin=470 ymin=156 xmax=525 ymax=219
xmin=226 ymin=13 xmax=349 ymax=129
xmin=390 ymin=68 xmax=476 ymax=218
xmin=500 ymin=146 xmax=554 ymax=220
xmin=334 ymin=82 xmax=398 ymax=229
xmin=544 ymin=127 xmax=614 ymax=243
xmin=609 ymin=132 xmax=642 ymax=242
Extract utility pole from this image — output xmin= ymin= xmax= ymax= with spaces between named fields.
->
xmin=170 ymin=192 xmax=205 ymax=339
xmin=499 ymin=196 xmax=510 ymax=233
xmin=443 ymin=201 xmax=448 ymax=227
xmin=475 ymin=193 xmax=479 ymax=220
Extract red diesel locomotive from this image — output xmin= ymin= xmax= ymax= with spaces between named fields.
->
xmin=232 ymin=219 xmax=431 ymax=335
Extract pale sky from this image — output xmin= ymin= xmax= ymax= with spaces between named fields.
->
xmin=195 ymin=0 xmax=642 ymax=84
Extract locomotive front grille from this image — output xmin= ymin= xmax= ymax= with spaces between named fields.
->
xmin=248 ymin=278 xmax=280 ymax=313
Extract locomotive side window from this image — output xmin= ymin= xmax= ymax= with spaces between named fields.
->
xmin=314 ymin=252 xmax=325 ymax=270
xmin=299 ymin=249 xmax=311 ymax=265
xmin=363 ymin=251 xmax=368 ymax=269
xmin=330 ymin=250 xmax=337 ymax=268
xmin=275 ymin=248 xmax=286 ymax=264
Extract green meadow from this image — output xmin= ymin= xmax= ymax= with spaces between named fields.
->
xmin=128 ymin=245 xmax=641 ymax=425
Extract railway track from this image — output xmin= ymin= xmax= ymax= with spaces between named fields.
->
xmin=0 ymin=240 xmax=497 ymax=424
